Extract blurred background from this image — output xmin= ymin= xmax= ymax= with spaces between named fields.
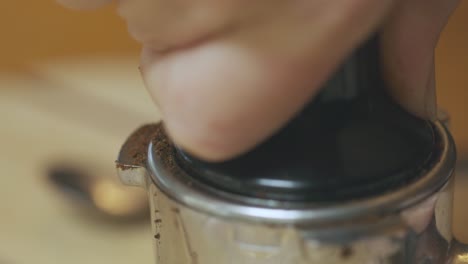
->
xmin=0 ymin=1 xmax=467 ymax=264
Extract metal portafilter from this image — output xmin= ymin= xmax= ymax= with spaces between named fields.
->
xmin=116 ymin=34 xmax=466 ymax=263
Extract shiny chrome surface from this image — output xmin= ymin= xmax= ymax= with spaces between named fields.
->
xmin=116 ymin=121 xmax=463 ymax=263
xmin=146 ymin=121 xmax=455 ymax=225
xmin=144 ymin=175 xmax=455 ymax=263
xmin=450 ymin=241 xmax=468 ymax=263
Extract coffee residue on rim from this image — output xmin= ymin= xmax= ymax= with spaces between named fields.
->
xmin=117 ymin=123 xmax=165 ymax=169
xmin=151 ymin=123 xmax=178 ymax=170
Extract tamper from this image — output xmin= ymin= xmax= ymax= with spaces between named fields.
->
xmin=116 ymin=34 xmax=465 ymax=263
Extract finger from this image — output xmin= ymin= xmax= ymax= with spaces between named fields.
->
xmin=116 ymin=0 xmax=250 ymax=52
xmin=141 ymin=0 xmax=394 ymax=161
xmin=381 ymin=0 xmax=460 ymax=119
xmin=56 ymin=0 xmax=113 ymax=10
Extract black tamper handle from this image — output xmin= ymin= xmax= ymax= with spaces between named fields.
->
xmin=176 ymin=34 xmax=436 ymax=202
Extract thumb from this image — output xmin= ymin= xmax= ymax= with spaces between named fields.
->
xmin=381 ymin=0 xmax=459 ymax=120
xmin=140 ymin=1 xmax=394 ymax=161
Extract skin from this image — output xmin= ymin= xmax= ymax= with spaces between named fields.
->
xmin=58 ymin=0 xmax=459 ymax=161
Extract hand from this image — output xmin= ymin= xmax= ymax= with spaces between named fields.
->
xmin=58 ymin=0 xmax=459 ymax=161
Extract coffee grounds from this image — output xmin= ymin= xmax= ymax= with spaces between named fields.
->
xmin=151 ymin=123 xmax=177 ymax=170
xmin=117 ymin=123 xmax=162 ymax=169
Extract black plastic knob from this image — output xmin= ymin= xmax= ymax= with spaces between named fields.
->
xmin=175 ymin=34 xmax=436 ymax=202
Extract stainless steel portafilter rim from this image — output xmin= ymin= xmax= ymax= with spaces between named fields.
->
xmin=147 ymin=121 xmax=456 ymax=225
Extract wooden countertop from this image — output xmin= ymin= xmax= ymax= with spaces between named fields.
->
xmin=0 ymin=57 xmax=157 ymax=264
